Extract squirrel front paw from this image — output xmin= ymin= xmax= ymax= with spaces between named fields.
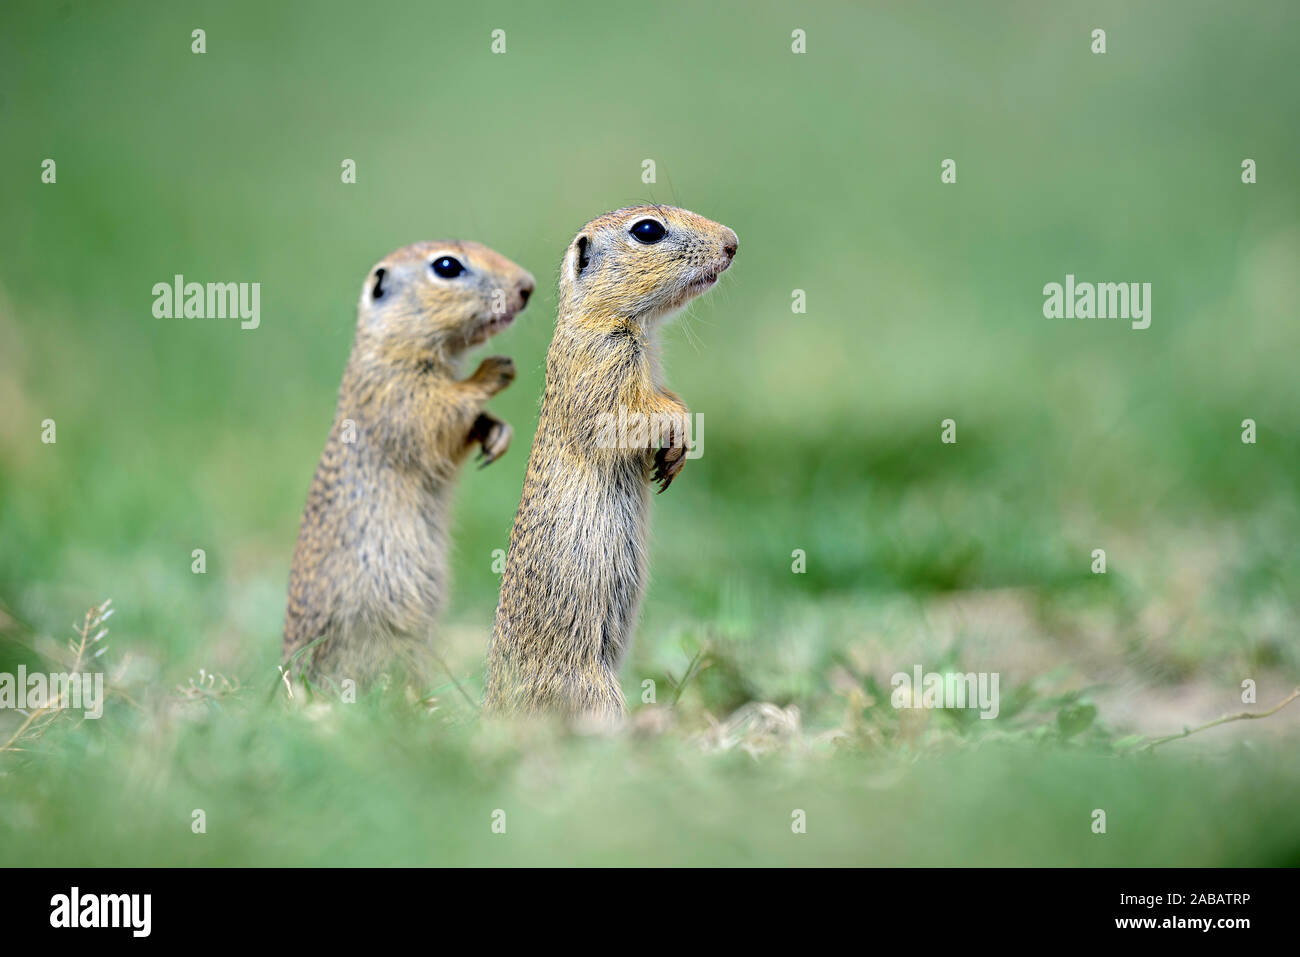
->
xmin=650 ymin=409 xmax=690 ymax=493
xmin=652 ymin=443 xmax=686 ymax=493
xmin=469 ymin=412 xmax=512 ymax=467
xmin=471 ymin=356 xmax=516 ymax=395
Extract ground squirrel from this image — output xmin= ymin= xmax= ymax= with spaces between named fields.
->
xmin=484 ymin=205 xmax=737 ymax=722
xmin=283 ymin=240 xmax=535 ymax=688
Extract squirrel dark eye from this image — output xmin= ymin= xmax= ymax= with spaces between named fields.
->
xmin=629 ymin=219 xmax=666 ymax=244
xmin=431 ymin=256 xmax=465 ymax=279
xmin=371 ymin=268 xmax=386 ymax=299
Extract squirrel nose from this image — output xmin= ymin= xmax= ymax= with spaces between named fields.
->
xmin=722 ymin=228 xmax=739 ymax=260
xmin=518 ymin=275 xmax=535 ymax=305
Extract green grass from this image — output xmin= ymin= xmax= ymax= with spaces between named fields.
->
xmin=5 ymin=695 xmax=1300 ymax=867
xmin=1 ymin=0 xmax=1298 ymax=865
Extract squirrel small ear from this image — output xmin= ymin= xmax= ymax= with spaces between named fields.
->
xmin=371 ymin=267 xmax=387 ymax=300
xmin=574 ymin=236 xmax=590 ymax=277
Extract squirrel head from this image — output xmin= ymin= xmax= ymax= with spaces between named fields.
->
xmin=558 ymin=206 xmax=737 ymax=333
xmin=357 ymin=240 xmax=535 ymax=364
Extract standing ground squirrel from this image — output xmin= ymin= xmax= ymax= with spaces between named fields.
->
xmin=485 ymin=205 xmax=737 ymax=723
xmin=283 ymin=240 xmax=535 ymax=688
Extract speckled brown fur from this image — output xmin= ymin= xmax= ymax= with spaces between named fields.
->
xmin=283 ymin=240 xmax=534 ymax=688
xmin=485 ymin=206 xmax=737 ymax=723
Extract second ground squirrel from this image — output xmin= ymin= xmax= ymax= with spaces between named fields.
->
xmin=485 ymin=205 xmax=737 ymax=723
xmin=283 ymin=240 xmax=534 ymax=688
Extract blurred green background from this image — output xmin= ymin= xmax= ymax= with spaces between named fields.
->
xmin=1 ymin=0 xmax=1298 ymax=866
